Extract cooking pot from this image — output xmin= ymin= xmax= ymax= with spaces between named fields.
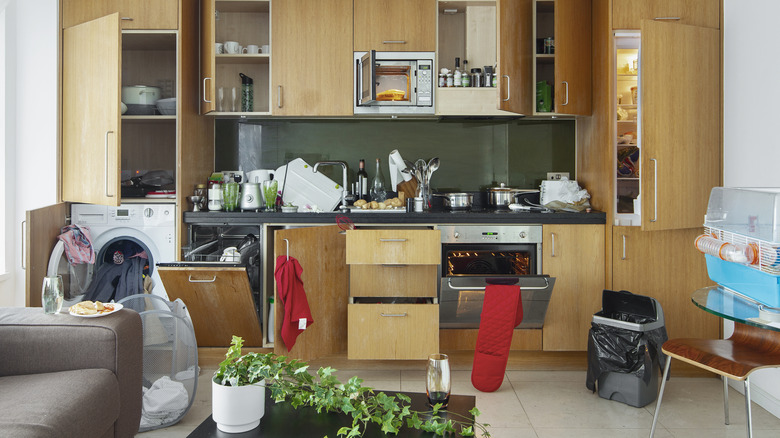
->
xmin=246 ymin=169 xmax=275 ymax=183
xmin=121 ymin=85 xmax=161 ymax=105
xmin=435 ymin=192 xmax=472 ymax=210
xmin=487 ymin=183 xmax=524 ymax=209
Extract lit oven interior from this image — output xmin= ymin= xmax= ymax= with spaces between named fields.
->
xmin=445 ymin=250 xmax=532 ymax=277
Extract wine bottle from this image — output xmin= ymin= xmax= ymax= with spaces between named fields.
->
xmin=370 ymin=158 xmax=387 ymax=202
xmin=357 ymin=159 xmax=369 ymax=201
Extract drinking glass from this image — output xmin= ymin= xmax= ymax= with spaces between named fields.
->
xmin=262 ymin=180 xmax=279 ymax=211
xmin=426 ymin=353 xmax=451 ymax=408
xmin=222 ymin=182 xmax=240 ymax=212
xmin=42 ymin=275 xmax=64 ymax=314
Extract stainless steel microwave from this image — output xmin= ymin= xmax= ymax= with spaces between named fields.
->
xmin=353 ymin=51 xmax=435 ymax=115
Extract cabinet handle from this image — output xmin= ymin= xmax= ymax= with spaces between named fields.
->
xmin=447 ymin=277 xmax=550 ymax=291
xmin=381 ymin=264 xmax=407 ymax=267
xmin=203 ymin=77 xmax=212 ymax=103
xmin=21 ymin=220 xmax=26 ymax=270
xmin=188 ymin=275 xmax=217 ymax=283
xmin=120 ymin=17 xmax=133 ymax=21
xmin=379 ymin=238 xmax=408 ymax=242
xmin=382 ymin=40 xmax=406 ymax=44
xmin=380 ymin=313 xmax=407 ymax=317
xmin=561 ymin=81 xmax=569 ymax=106
xmin=105 ymin=131 xmax=115 ymax=198
xmin=650 ymin=158 xmax=658 ymax=222
xmin=622 ymin=235 xmax=627 ymax=260
xmin=653 ymin=17 xmax=681 ymax=21
xmin=502 ymin=75 xmax=510 ymax=102
xmin=550 ymin=232 xmax=556 ymax=257
xmin=277 ymin=86 xmax=283 ymax=108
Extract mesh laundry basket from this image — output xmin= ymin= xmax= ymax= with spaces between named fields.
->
xmin=117 ymin=294 xmax=198 ymax=432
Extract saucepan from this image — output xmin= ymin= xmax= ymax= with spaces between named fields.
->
xmin=434 ymin=192 xmax=473 ymax=210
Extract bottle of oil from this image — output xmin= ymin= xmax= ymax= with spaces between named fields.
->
xmin=239 ymin=73 xmax=253 ymax=112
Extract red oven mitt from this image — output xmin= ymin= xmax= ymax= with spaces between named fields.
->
xmin=471 ymin=284 xmax=523 ymax=392
xmin=274 ymin=255 xmax=314 ymax=351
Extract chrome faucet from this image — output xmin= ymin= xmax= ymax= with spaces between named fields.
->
xmin=313 ymin=161 xmax=349 ymax=210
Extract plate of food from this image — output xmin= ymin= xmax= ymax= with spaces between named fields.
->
xmin=69 ymin=301 xmax=123 ymax=317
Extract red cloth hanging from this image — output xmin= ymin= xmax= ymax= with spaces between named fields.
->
xmin=274 ymin=255 xmax=314 ymax=351
xmin=471 ymin=284 xmax=523 ymax=392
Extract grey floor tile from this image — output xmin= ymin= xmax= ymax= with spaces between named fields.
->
xmin=535 ymin=428 xmax=672 ymax=438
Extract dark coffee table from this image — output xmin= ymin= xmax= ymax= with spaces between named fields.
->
xmin=187 ymin=391 xmax=477 ymax=438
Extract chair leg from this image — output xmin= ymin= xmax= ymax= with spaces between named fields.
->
xmin=745 ymin=377 xmax=753 ymax=438
xmin=723 ymin=375 xmax=730 ymax=425
xmin=650 ymin=357 xmax=672 ymax=438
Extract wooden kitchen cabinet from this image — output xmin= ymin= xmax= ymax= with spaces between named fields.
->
xmin=612 ymin=226 xmax=719 ymax=340
xmin=612 ymin=0 xmax=720 ymax=30
xmin=542 ymin=224 xmax=605 ymax=351
xmin=62 ymin=0 xmax=178 ymax=29
xmin=271 ymin=0 xmax=353 ymax=116
xmin=354 ymin=0 xmax=436 ymax=52
xmin=348 ymin=304 xmax=439 ymax=360
xmin=533 ymin=0 xmax=592 ymax=116
xmin=496 ymin=0 xmax=533 ymax=115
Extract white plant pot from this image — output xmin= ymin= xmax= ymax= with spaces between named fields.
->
xmin=212 ymin=379 xmax=266 ymax=433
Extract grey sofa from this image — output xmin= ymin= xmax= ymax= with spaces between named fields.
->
xmin=0 ymin=307 xmax=142 ymax=438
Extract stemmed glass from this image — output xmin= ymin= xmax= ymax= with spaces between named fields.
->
xmin=426 ymin=353 xmax=451 ymax=408
xmin=42 ymin=275 xmax=64 ymax=314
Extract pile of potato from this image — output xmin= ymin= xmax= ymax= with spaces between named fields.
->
xmin=353 ymin=197 xmax=404 ymax=210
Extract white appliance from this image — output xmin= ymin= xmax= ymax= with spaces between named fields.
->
xmin=48 ymin=204 xmax=176 ymax=303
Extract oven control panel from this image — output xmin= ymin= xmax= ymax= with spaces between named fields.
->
xmin=438 ymin=225 xmax=542 ymax=244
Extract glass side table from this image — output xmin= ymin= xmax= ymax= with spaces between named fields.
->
xmin=692 ymin=285 xmax=780 ymax=332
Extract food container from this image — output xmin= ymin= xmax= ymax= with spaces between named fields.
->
xmin=156 ymin=97 xmax=176 ymax=115
xmin=436 ymin=193 xmax=473 ymax=210
xmin=121 ymin=85 xmax=161 ymax=105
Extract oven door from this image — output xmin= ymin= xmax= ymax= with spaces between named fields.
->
xmin=439 ymin=275 xmax=555 ymax=329
xmin=357 ymin=50 xmax=417 ymax=107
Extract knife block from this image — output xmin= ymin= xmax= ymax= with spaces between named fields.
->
xmin=396 ymin=178 xmax=418 ymax=200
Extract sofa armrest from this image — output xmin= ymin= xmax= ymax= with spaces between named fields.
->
xmin=0 ymin=307 xmax=142 ymax=437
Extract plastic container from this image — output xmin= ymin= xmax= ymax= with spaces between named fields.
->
xmin=705 ymin=254 xmax=780 ymax=307
xmin=704 ymin=187 xmax=780 ymax=243
xmin=695 ymin=234 xmax=757 ymax=265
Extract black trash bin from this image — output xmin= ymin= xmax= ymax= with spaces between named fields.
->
xmin=586 ymin=289 xmax=668 ymax=408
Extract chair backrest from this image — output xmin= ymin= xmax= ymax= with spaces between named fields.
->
xmin=731 ymin=322 xmax=780 ymax=355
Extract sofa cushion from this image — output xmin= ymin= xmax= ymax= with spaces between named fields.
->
xmin=0 ymin=368 xmax=119 ymax=438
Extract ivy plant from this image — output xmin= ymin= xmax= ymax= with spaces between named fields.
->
xmin=214 ymin=336 xmax=491 ymax=437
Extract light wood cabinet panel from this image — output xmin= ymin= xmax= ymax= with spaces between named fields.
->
xmin=640 ymin=20 xmax=720 ymax=231
xmin=200 ymin=0 xmax=216 ymax=114
xmin=25 ymin=204 xmax=69 ymax=307
xmin=346 ymin=229 xmax=441 ymax=265
xmin=272 ymin=0 xmax=353 ymax=116
xmin=542 ymin=225 xmax=605 ymax=351
xmin=63 ymin=0 xmax=178 ymax=29
xmin=496 ymin=0 xmax=533 ymax=114
xmin=350 ymin=265 xmax=438 ymax=298
xmin=612 ymin=0 xmax=720 ymax=30
xmin=612 ymin=227 xmax=719 ymax=340
xmin=553 ymin=0 xmax=591 ymax=115
xmin=353 ymin=0 xmax=436 ymax=52
xmin=62 ymin=13 xmax=121 ymax=206
xmin=348 ymin=304 xmax=439 ymax=359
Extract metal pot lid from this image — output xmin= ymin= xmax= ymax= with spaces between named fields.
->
xmin=488 ymin=183 xmax=518 ymax=192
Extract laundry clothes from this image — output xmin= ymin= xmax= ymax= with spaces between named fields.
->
xmin=57 ymin=224 xmax=95 ymax=264
xmin=139 ymin=376 xmax=189 ymax=430
xmin=274 ymin=255 xmax=314 ymax=351
xmin=83 ymin=257 xmax=146 ymax=302
xmin=471 ymin=284 xmax=523 ymax=393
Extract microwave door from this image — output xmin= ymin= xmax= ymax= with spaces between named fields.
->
xmin=358 ymin=50 xmax=377 ymax=106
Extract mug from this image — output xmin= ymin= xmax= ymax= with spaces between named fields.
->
xmin=246 ymin=44 xmax=259 ymax=54
xmin=215 ymin=42 xmax=224 ymax=54
xmin=261 ymin=44 xmax=270 ymax=54
xmin=224 ymin=41 xmax=240 ymax=54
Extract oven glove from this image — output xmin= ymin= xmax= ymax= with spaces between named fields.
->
xmin=471 ymin=284 xmax=523 ymax=393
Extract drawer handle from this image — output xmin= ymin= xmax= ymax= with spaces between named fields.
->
xmin=380 ymin=313 xmax=407 ymax=317
xmin=188 ymin=275 xmax=217 ymax=283
xmin=121 ymin=17 xmax=134 ymax=21
xmin=379 ymin=238 xmax=408 ymax=242
xmin=653 ymin=17 xmax=681 ymax=21
xmin=382 ymin=40 xmax=406 ymax=44
xmin=381 ymin=264 xmax=407 ymax=267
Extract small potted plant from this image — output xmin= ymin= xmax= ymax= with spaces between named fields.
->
xmin=212 ymin=336 xmax=491 ymax=436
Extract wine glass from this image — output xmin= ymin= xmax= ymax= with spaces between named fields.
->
xmin=426 ymin=353 xmax=451 ymax=408
xmin=42 ymin=275 xmax=64 ymax=314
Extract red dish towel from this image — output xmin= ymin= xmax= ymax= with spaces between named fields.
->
xmin=471 ymin=284 xmax=523 ymax=392
xmin=274 ymin=255 xmax=314 ymax=351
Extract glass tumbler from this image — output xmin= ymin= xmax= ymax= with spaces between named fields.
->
xmin=426 ymin=353 xmax=451 ymax=408
xmin=262 ymin=180 xmax=279 ymax=211
xmin=222 ymin=182 xmax=240 ymax=212
xmin=42 ymin=275 xmax=64 ymax=314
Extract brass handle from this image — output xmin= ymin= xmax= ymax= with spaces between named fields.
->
xmin=551 ymin=232 xmax=556 ymax=257
xmin=277 ymin=86 xmax=283 ymax=108
xmin=502 ymin=75 xmax=510 ymax=102
xmin=562 ymin=81 xmax=569 ymax=106
xmin=379 ymin=238 xmax=408 ymax=242
xmin=382 ymin=40 xmax=406 ymax=44
xmin=203 ymin=77 xmax=212 ymax=103
xmin=622 ymin=235 xmax=627 ymax=260
xmin=380 ymin=313 xmax=407 ymax=317
xmin=21 ymin=220 xmax=26 ymax=270
xmin=105 ymin=131 xmax=115 ymax=198
xmin=188 ymin=275 xmax=217 ymax=283
xmin=650 ymin=158 xmax=658 ymax=222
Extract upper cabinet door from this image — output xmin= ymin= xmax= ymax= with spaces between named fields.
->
xmin=496 ymin=0 xmax=533 ymax=114
xmin=613 ymin=0 xmax=720 ymax=30
xmin=554 ymin=0 xmax=591 ymax=115
xmin=272 ymin=0 xmax=353 ymax=116
xmin=63 ymin=0 xmax=178 ymax=29
xmin=62 ymin=14 xmax=121 ymax=206
xmin=353 ymin=0 xmax=436 ymax=52
xmin=200 ymin=0 xmax=216 ymax=114
xmin=640 ymin=20 xmax=720 ymax=231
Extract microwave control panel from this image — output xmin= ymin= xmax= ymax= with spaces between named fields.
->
xmin=417 ymin=61 xmax=433 ymax=106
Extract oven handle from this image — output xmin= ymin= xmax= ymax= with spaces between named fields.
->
xmin=446 ymin=277 xmax=550 ymax=291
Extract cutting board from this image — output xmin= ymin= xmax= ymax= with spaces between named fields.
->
xmin=275 ymin=158 xmax=342 ymax=212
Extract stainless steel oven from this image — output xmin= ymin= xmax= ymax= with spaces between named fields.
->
xmin=438 ymin=225 xmax=555 ymax=329
xmin=353 ymin=50 xmax=435 ymax=115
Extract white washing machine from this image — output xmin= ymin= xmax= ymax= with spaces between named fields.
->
xmin=48 ymin=203 xmax=176 ymax=302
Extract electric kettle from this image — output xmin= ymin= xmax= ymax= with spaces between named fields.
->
xmin=246 ymin=169 xmax=274 ymax=183
xmin=241 ymin=182 xmax=263 ymax=211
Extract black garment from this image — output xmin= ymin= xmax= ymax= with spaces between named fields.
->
xmin=84 ymin=257 xmax=146 ymax=302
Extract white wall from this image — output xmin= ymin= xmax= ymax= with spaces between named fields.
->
xmin=723 ymin=0 xmax=780 ymax=419
xmin=0 ymin=0 xmax=58 ymax=306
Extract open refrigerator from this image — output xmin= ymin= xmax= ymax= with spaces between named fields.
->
xmin=614 ymin=32 xmax=640 ymax=226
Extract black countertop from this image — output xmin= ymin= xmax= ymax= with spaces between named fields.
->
xmin=184 ymin=208 xmax=606 ymax=225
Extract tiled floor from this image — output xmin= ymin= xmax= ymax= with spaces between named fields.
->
xmin=136 ymin=363 xmax=780 ymax=437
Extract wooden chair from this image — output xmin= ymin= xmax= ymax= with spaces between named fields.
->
xmin=650 ymin=322 xmax=780 ymax=438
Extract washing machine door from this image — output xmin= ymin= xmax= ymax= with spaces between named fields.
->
xmin=47 ymin=240 xmax=94 ymax=301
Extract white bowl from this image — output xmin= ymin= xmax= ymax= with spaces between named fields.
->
xmin=156 ymin=98 xmax=177 ymax=115
xmin=281 ymin=206 xmax=298 ymax=213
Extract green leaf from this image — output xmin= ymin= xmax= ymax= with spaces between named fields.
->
xmin=469 ymin=406 xmax=482 ymax=418
xmin=460 ymin=425 xmax=475 ymax=436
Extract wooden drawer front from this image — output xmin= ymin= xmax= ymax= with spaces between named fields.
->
xmin=349 ymin=265 xmax=438 ymax=298
xmin=348 ymin=304 xmax=439 ymax=360
xmin=63 ymin=0 xmax=178 ymax=29
xmin=346 ymin=229 xmax=440 ymax=265
xmin=612 ymin=0 xmax=720 ymax=30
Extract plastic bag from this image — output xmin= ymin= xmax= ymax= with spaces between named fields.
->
xmin=540 ymin=179 xmax=591 ymax=212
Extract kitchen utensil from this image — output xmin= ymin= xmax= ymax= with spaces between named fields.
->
xmin=188 ymin=195 xmax=204 ymax=212
xmin=426 ymin=157 xmax=439 ymax=183
xmin=435 ymin=192 xmax=472 ymax=210
xmin=336 ymin=216 xmax=355 ymax=231
xmin=240 ymin=182 xmax=262 ymax=211
xmin=274 ymin=158 xmax=342 ymax=212
xmin=487 ymin=183 xmax=523 ymax=209
xmin=246 ymin=169 xmax=274 ymax=183
xmin=121 ymin=85 xmax=161 ymax=105
xmin=156 ymin=98 xmax=176 ymax=115
xmin=224 ymin=41 xmax=240 ymax=54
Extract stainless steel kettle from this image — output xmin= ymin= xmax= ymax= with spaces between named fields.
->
xmin=241 ymin=182 xmax=262 ymax=211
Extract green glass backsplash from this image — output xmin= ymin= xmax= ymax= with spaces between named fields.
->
xmin=214 ymin=118 xmax=575 ymax=191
